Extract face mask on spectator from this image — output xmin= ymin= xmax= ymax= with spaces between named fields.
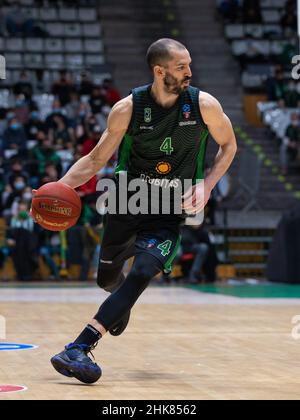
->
xmin=31 ymin=111 xmax=39 ymax=120
xmin=14 ymin=181 xmax=25 ymax=190
xmin=16 ymin=99 xmax=26 ymax=108
xmin=23 ymin=192 xmax=32 ymax=201
xmin=6 ymin=112 xmax=16 ymax=120
xmin=18 ymin=211 xmax=28 ymax=220
xmin=10 ymin=122 xmax=21 ymax=130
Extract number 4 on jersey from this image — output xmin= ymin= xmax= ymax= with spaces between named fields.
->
xmin=160 ymin=137 xmax=174 ymax=155
xmin=157 ymin=240 xmax=172 ymax=257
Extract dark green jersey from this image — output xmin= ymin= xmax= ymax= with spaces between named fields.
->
xmin=116 ymin=84 xmax=209 ymax=186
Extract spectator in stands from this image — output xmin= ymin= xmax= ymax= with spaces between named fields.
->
xmin=217 ymin=0 xmax=239 ymax=23
xmin=242 ymin=0 xmax=262 ymax=24
xmin=179 ymin=225 xmax=218 ymax=283
xmin=281 ymin=1 xmax=297 ymax=33
xmin=102 ymin=78 xmax=121 ymax=107
xmin=2 ymin=117 xmax=27 ymax=158
xmin=280 ymin=32 xmax=297 ymax=65
xmin=41 ymin=162 xmax=59 ymax=185
xmin=48 ymin=114 xmax=75 ymax=150
xmin=5 ymin=3 xmax=35 ymax=36
xmin=81 ymin=124 xmax=102 ymax=157
xmin=280 ymin=112 xmax=300 ymax=175
xmin=31 ymin=131 xmax=61 ymax=179
xmin=38 ymin=230 xmax=60 ymax=280
xmin=13 ymin=71 xmax=33 ymax=100
xmin=14 ymin=94 xmax=31 ymax=125
xmin=51 ymin=70 xmax=75 ymax=106
xmin=78 ymin=72 xmax=94 ymax=96
xmin=89 ymin=85 xmax=107 ymax=115
xmin=7 ymin=201 xmax=38 ymax=281
xmin=45 ymin=99 xmax=68 ymax=129
xmin=25 ymin=108 xmax=46 ymax=140
xmin=4 ymin=158 xmax=29 ymax=187
xmin=1 ymin=175 xmax=28 ymax=219
xmin=266 ymin=67 xmax=288 ymax=102
xmin=283 ymin=81 xmax=300 ymax=108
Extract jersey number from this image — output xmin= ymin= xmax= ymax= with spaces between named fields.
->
xmin=160 ymin=137 xmax=174 ymax=155
xmin=157 ymin=240 xmax=172 ymax=257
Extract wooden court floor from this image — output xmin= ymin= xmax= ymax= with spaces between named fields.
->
xmin=1 ymin=287 xmax=300 ymax=400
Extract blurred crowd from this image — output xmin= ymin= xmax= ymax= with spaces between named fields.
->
xmin=0 ymin=69 xmax=121 ymax=281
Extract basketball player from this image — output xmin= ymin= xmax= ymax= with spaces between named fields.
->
xmin=49 ymin=39 xmax=237 ymax=383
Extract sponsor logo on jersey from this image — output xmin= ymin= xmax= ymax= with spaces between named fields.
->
xmin=144 ymin=107 xmax=152 ymax=123
xmin=139 ymin=125 xmax=154 ymax=130
xmin=156 ymin=161 xmax=172 ymax=175
xmin=179 ymin=120 xmax=197 ymax=126
xmin=140 ymin=174 xmax=181 ymax=189
xmin=182 ymin=103 xmax=191 ymax=119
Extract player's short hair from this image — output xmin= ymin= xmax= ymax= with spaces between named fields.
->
xmin=146 ymin=38 xmax=187 ymax=71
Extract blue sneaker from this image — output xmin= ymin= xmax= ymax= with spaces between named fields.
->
xmin=51 ymin=343 xmax=102 ymax=384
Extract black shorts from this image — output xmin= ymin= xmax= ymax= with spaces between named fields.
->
xmin=99 ymin=213 xmax=182 ymax=272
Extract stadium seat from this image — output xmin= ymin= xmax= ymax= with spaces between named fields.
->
xmin=58 ymin=8 xmax=78 ymax=21
xmin=261 ymin=9 xmax=281 ymax=24
xmin=78 ymin=8 xmax=97 ymax=22
xmin=24 ymin=53 xmax=43 ymax=68
xmin=225 ymin=24 xmax=244 ymax=39
xmin=25 ymin=38 xmax=44 ymax=52
xmin=40 ymin=8 xmax=58 ymax=21
xmin=270 ymin=40 xmax=286 ymax=55
xmin=242 ymin=72 xmax=264 ymax=88
xmin=83 ymin=39 xmax=104 ymax=53
xmin=45 ymin=54 xmax=65 ymax=69
xmin=5 ymin=53 xmax=23 ymax=69
xmin=65 ymin=54 xmax=84 ymax=68
xmin=64 ymin=39 xmax=84 ymax=53
xmin=264 ymin=24 xmax=283 ymax=37
xmin=46 ymin=23 xmax=65 ymax=37
xmin=6 ymin=38 xmax=24 ymax=52
xmin=65 ymin=23 xmax=82 ymax=37
xmin=21 ymin=7 xmax=39 ymax=20
xmin=232 ymin=40 xmax=248 ymax=56
xmin=85 ymin=55 xmax=105 ymax=66
xmin=252 ymin=40 xmax=271 ymax=56
xmin=82 ymin=23 xmax=101 ymax=37
xmin=245 ymin=24 xmax=264 ymax=39
xmin=45 ymin=39 xmax=64 ymax=53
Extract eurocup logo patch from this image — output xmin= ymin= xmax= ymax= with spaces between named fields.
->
xmin=182 ymin=104 xmax=191 ymax=119
xmin=144 ymin=108 xmax=152 ymax=123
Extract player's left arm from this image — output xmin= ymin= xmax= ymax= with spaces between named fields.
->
xmin=182 ymin=92 xmax=237 ymax=214
xmin=201 ymin=91 xmax=237 ymax=190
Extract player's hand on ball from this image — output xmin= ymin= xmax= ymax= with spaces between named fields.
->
xmin=181 ymin=181 xmax=211 ymax=215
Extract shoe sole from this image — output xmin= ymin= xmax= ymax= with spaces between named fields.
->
xmin=51 ymin=355 xmax=102 ymax=384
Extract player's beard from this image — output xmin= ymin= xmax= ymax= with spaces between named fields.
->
xmin=163 ymin=72 xmax=191 ymax=95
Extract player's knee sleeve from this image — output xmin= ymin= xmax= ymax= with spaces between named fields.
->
xmin=96 ymin=262 xmax=124 ymax=292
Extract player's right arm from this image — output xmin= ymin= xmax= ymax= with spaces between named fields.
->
xmin=59 ymin=95 xmax=133 ymax=189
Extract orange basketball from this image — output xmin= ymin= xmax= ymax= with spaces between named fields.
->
xmin=31 ymin=182 xmax=82 ymax=231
